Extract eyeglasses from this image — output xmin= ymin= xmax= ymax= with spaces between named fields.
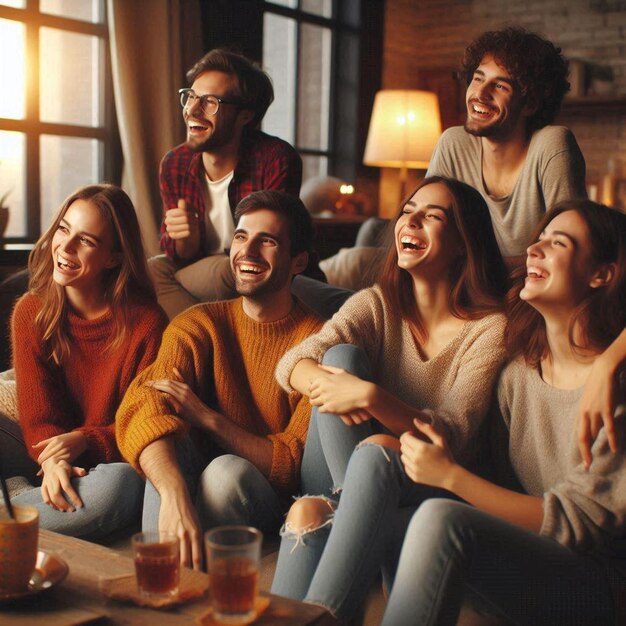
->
xmin=178 ymin=88 xmax=242 ymax=116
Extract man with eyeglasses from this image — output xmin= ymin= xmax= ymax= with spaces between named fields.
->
xmin=150 ymin=48 xmax=330 ymax=319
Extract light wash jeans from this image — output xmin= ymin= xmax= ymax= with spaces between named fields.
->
xmin=0 ymin=413 xmax=143 ymax=540
xmin=300 ymin=344 xmax=378 ymax=496
xmin=271 ymin=344 xmax=450 ymax=618
xmin=381 ymin=499 xmax=615 ymax=626
xmin=12 ymin=463 xmax=145 ymax=541
xmin=142 ymin=435 xmax=286 ymax=534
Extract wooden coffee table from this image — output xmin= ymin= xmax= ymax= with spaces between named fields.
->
xmin=0 ymin=529 xmax=336 ymax=625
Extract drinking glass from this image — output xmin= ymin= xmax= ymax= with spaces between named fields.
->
xmin=205 ymin=526 xmax=262 ymax=624
xmin=132 ymin=531 xmax=180 ymax=599
xmin=0 ymin=505 xmax=39 ymax=593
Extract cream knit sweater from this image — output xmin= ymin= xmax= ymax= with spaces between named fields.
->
xmin=276 ymin=285 xmax=507 ymax=469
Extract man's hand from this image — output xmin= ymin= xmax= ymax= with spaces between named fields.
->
xmin=147 ymin=367 xmax=218 ymax=430
xmin=40 ymin=458 xmax=87 ymax=512
xmin=164 ymin=199 xmax=201 ymax=259
xmin=158 ymin=488 xmax=203 ymax=570
xmin=33 ymin=431 xmax=87 ymax=466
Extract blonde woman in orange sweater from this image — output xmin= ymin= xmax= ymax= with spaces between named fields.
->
xmin=4 ymin=184 xmax=167 ymax=539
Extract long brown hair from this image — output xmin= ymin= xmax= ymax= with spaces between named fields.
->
xmin=377 ymin=176 xmax=507 ymax=343
xmin=506 ymin=200 xmax=626 ymax=367
xmin=28 ymin=184 xmax=157 ymax=364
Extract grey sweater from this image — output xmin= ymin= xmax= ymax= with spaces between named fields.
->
xmin=426 ymin=126 xmax=587 ymax=257
xmin=496 ymin=356 xmax=626 ymax=560
xmin=276 ymin=285 xmax=507 ymax=469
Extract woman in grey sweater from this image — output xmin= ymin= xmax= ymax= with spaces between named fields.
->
xmin=381 ymin=199 xmax=626 ymax=625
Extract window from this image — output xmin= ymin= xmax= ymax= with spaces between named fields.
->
xmin=0 ymin=0 xmax=113 ymax=243
xmin=261 ymin=0 xmax=361 ymax=184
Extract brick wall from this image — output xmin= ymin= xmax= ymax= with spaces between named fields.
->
xmin=382 ymin=0 xmax=626 ymax=206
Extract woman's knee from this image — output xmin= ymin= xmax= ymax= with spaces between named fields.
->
xmin=285 ymin=496 xmax=335 ymax=532
xmin=361 ymin=434 xmax=400 ymax=450
xmin=322 ymin=344 xmax=370 ymax=380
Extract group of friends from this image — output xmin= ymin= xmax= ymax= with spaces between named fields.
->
xmin=1 ymin=25 xmax=625 ymax=626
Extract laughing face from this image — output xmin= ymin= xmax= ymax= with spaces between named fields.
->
xmin=184 ymin=70 xmax=251 ymax=152
xmin=395 ymin=182 xmax=463 ymax=278
xmin=520 ymin=210 xmax=596 ymax=312
xmin=51 ymin=199 xmax=119 ymax=294
xmin=230 ymin=209 xmax=304 ymax=299
xmin=464 ymin=55 xmax=527 ymax=140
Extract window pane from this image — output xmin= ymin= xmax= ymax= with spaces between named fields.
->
xmin=298 ymin=23 xmax=331 ymax=151
xmin=302 ymin=154 xmax=327 ymax=183
xmin=0 ymin=0 xmax=25 ymax=7
xmin=262 ymin=13 xmax=296 ymax=144
xmin=0 ymin=19 xmax=26 ymax=120
xmin=40 ymin=28 xmax=103 ymax=126
xmin=40 ymin=0 xmax=104 ymax=23
xmin=0 ymin=131 xmax=26 ymax=237
xmin=302 ymin=0 xmax=333 ymax=18
xmin=265 ymin=0 xmax=297 ymax=8
xmin=40 ymin=135 xmax=101 ymax=229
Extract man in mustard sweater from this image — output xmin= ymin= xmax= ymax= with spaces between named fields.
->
xmin=116 ymin=190 xmax=323 ymax=568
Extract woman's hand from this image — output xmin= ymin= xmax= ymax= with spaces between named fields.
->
xmin=577 ymin=354 xmax=620 ymax=468
xmin=40 ymin=458 xmax=87 ymax=511
xmin=33 ymin=431 xmax=87 ymax=466
xmin=399 ymin=418 xmax=457 ymax=489
xmin=147 ymin=367 xmax=216 ymax=430
xmin=308 ymin=364 xmax=375 ymax=417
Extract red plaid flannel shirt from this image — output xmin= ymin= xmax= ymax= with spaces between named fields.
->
xmin=158 ymin=129 xmax=302 ymax=261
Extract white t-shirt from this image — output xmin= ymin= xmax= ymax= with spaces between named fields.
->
xmin=203 ymin=171 xmax=235 ymax=255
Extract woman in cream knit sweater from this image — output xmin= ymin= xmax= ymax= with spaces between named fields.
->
xmin=270 ymin=176 xmax=509 ymax=616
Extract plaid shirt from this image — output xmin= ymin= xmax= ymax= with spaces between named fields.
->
xmin=159 ymin=129 xmax=302 ymax=261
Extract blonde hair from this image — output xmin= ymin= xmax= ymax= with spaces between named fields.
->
xmin=28 ymin=184 xmax=156 ymax=364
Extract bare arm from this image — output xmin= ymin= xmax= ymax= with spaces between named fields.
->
xmin=138 ymin=436 xmax=202 ymax=570
xmin=400 ymin=421 xmax=544 ymax=532
xmin=578 ymin=326 xmax=626 ymax=467
xmin=148 ymin=371 xmax=273 ymax=477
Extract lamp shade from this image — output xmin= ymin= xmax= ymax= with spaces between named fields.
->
xmin=363 ymin=90 xmax=442 ymax=169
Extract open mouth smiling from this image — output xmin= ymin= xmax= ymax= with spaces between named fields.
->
xmin=57 ymin=254 xmax=79 ymax=270
xmin=237 ymin=262 xmax=267 ymax=275
xmin=469 ymin=100 xmax=496 ymax=118
xmin=526 ymin=266 xmax=547 ymax=279
xmin=400 ymin=235 xmax=427 ymax=251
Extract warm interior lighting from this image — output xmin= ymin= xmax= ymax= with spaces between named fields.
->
xmin=364 ymin=90 xmax=442 ymax=203
xmin=339 ymin=184 xmax=354 ymax=194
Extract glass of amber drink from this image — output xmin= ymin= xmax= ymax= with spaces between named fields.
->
xmin=205 ymin=526 xmax=262 ymax=624
xmin=132 ymin=531 xmax=180 ymax=599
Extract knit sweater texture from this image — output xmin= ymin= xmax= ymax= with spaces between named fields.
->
xmin=116 ymin=298 xmax=323 ymax=494
xmin=11 ymin=293 xmax=167 ymax=468
xmin=276 ymin=285 xmax=507 ymax=469
xmin=496 ymin=356 xmax=626 ymax=560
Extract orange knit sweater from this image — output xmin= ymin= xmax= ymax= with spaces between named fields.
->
xmin=12 ymin=293 xmax=168 ymax=467
xmin=116 ymin=298 xmax=323 ymax=495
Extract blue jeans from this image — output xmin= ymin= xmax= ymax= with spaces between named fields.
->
xmin=381 ymin=499 xmax=615 ymax=626
xmin=142 ymin=435 xmax=286 ymax=534
xmin=272 ymin=424 xmax=451 ymax=618
xmin=300 ymin=344 xmax=378 ymax=496
xmin=12 ymin=463 xmax=144 ymax=540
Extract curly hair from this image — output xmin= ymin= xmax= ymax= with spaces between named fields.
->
xmin=462 ymin=27 xmax=570 ymax=133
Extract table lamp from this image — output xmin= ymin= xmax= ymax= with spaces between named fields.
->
xmin=364 ymin=89 xmax=442 ymax=211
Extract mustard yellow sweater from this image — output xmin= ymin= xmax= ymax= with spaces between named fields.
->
xmin=116 ymin=298 xmax=322 ymax=494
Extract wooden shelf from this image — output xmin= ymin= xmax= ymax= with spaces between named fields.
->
xmin=560 ymin=96 xmax=626 ymax=116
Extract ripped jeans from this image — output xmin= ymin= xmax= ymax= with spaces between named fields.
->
xmin=272 ymin=441 xmax=453 ymax=617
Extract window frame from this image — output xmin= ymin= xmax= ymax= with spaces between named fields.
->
xmin=261 ymin=0 xmax=362 ymax=182
xmin=0 ymin=0 xmax=117 ymax=244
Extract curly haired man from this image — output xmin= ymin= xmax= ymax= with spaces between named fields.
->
xmin=427 ymin=27 xmax=587 ymax=269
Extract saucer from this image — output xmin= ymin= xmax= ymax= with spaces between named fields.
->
xmin=0 ymin=550 xmax=69 ymax=602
